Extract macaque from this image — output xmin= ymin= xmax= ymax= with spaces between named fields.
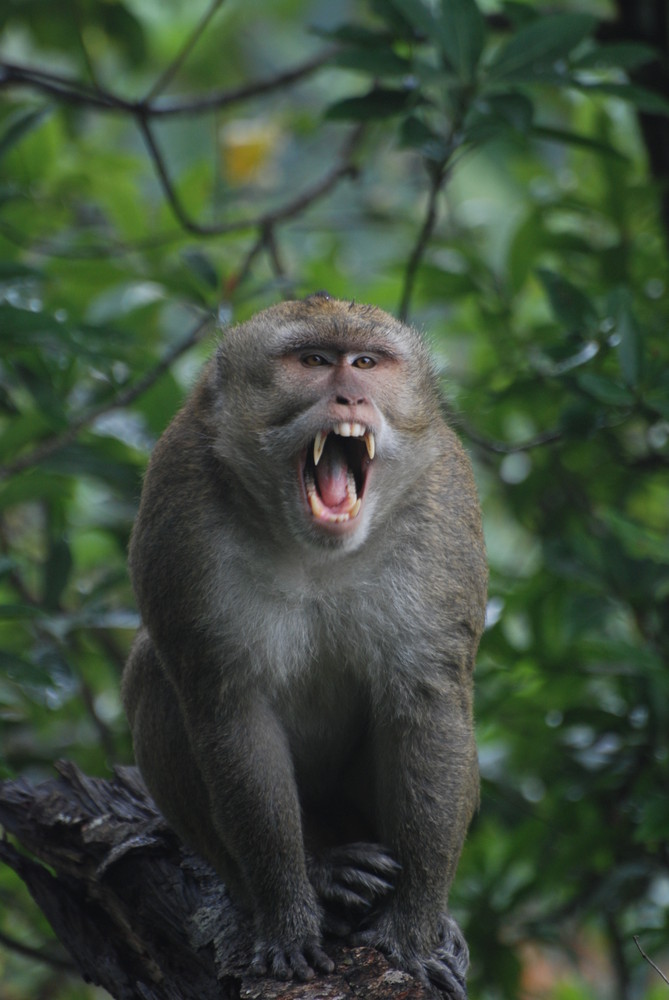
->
xmin=122 ymin=294 xmax=487 ymax=998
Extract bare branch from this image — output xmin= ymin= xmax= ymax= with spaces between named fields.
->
xmin=633 ymin=936 xmax=669 ymax=987
xmin=136 ymin=114 xmax=224 ymax=237
xmin=138 ymin=113 xmax=363 ymax=238
xmin=0 ymin=311 xmax=214 ymax=482
xmin=144 ymin=0 xmax=228 ymax=102
xmin=462 ymin=422 xmax=564 ymax=455
xmin=398 ymin=164 xmax=447 ymax=324
xmin=264 ymin=123 xmax=364 ymax=226
xmin=0 ymin=50 xmax=334 ymax=118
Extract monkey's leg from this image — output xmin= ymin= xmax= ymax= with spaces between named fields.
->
xmin=185 ymin=693 xmax=335 ymax=981
xmin=354 ymin=697 xmax=477 ymax=998
xmin=124 ymin=634 xmax=333 ymax=981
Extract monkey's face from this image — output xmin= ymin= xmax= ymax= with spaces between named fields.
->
xmin=215 ymin=299 xmax=441 ymax=554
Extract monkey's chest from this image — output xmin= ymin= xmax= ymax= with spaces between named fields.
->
xmin=274 ymin=664 xmax=369 ymax=790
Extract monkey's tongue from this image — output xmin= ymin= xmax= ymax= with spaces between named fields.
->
xmin=315 ymin=438 xmax=357 ymax=510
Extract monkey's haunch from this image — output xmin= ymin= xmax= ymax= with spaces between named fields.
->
xmin=122 ymin=296 xmax=487 ymax=995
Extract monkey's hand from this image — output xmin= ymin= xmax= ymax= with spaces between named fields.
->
xmin=307 ymin=843 xmax=399 ymax=935
xmin=352 ymin=911 xmax=469 ymax=999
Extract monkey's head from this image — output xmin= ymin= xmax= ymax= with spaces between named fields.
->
xmin=211 ymin=296 xmax=444 ymax=554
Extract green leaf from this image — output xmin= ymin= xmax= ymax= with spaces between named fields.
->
xmin=310 ymin=24 xmax=394 ymax=47
xmin=609 ymin=289 xmax=642 ymax=388
xmin=0 ymin=106 xmax=52 ymax=163
xmin=333 ymin=47 xmax=411 ymax=77
xmin=435 ymin=0 xmax=486 ymax=83
xmin=325 ymin=88 xmax=417 ymax=121
xmin=530 ymin=125 xmax=627 ymax=160
xmin=398 ymin=115 xmax=450 ymax=161
xmin=536 ymin=269 xmax=598 ymax=333
xmin=43 ymin=536 xmax=73 ymax=611
xmin=382 ymin=0 xmax=438 ymax=45
xmin=575 ymin=81 xmax=669 ymax=116
xmin=573 ymin=42 xmax=658 ymax=71
xmin=488 ymin=13 xmax=596 ymax=82
xmin=577 ymin=373 xmax=635 ymax=406
xmin=385 ymin=0 xmax=485 ymax=81
xmin=600 ymin=509 xmax=669 ymax=563
xmin=464 ymin=92 xmax=534 ymax=143
xmin=0 ymin=262 xmax=44 ymax=281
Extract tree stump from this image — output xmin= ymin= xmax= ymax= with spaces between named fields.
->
xmin=0 ymin=761 xmax=434 ymax=999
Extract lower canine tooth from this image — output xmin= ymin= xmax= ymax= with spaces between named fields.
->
xmin=365 ymin=432 xmax=375 ymax=460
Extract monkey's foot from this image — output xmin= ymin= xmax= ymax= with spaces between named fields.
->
xmin=250 ymin=935 xmax=335 ymax=982
xmin=308 ymin=843 xmax=400 ymax=934
xmin=352 ymin=912 xmax=468 ymax=999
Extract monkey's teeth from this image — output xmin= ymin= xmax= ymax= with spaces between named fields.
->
xmin=328 ymin=422 xmax=375 ymax=460
xmin=364 ymin=431 xmax=375 ymax=461
xmin=313 ymin=430 xmax=327 ymax=466
xmin=333 ymin=421 xmax=365 ymax=439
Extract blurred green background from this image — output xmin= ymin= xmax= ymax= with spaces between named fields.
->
xmin=0 ymin=0 xmax=668 ymax=997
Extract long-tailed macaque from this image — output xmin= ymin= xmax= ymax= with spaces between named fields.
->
xmin=122 ymin=294 xmax=487 ymax=998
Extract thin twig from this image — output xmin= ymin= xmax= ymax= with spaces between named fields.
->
xmin=136 ymin=113 xmax=223 ymax=236
xmin=264 ymin=123 xmax=364 ymax=226
xmin=0 ymin=311 xmax=214 ymax=481
xmin=633 ymin=936 xmax=669 ymax=987
xmin=144 ymin=0 xmax=227 ymax=102
xmin=398 ymin=163 xmax=447 ymax=323
xmin=461 ymin=421 xmax=564 ymax=455
xmin=137 ymin=115 xmax=363 ymax=237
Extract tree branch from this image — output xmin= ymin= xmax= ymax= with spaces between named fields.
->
xmin=144 ymin=0 xmax=228 ymax=103
xmin=0 ymin=49 xmax=334 ymax=118
xmin=633 ymin=936 xmax=669 ymax=987
xmin=137 ymin=113 xmax=363 ymax=238
xmin=0 ymin=763 xmax=435 ymax=1000
xmin=398 ymin=163 xmax=448 ymax=323
xmin=0 ymin=311 xmax=214 ymax=482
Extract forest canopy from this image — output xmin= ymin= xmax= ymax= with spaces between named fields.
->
xmin=0 ymin=1 xmax=668 ymax=998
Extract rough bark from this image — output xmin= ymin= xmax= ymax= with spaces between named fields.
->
xmin=0 ymin=761 xmax=432 ymax=1000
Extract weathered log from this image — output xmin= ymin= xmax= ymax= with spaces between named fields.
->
xmin=0 ymin=761 xmax=433 ymax=999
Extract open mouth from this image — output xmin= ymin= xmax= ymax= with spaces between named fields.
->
xmin=302 ymin=422 xmax=375 ymax=527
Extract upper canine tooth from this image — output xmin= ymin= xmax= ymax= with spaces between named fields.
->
xmin=365 ymin=431 xmax=375 ymax=461
xmin=314 ymin=430 xmax=327 ymax=466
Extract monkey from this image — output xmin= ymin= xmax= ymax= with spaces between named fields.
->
xmin=121 ymin=293 xmax=487 ymax=998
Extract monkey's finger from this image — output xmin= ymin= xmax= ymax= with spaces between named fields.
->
xmin=250 ymin=944 xmax=296 ymax=982
xmin=319 ymin=884 xmax=374 ymax=909
xmin=335 ymin=866 xmax=396 ymax=896
xmin=328 ymin=843 xmax=401 ymax=875
xmin=423 ymin=957 xmax=467 ymax=999
xmin=305 ymin=942 xmax=335 ymax=975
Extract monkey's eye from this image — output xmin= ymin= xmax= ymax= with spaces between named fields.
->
xmin=352 ymin=356 xmax=376 ymax=369
xmin=301 ymin=354 xmax=330 ymax=367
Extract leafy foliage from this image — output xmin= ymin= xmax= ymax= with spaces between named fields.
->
xmin=0 ymin=1 xmax=668 ymax=997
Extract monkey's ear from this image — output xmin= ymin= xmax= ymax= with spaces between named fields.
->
xmin=304 ymin=290 xmax=332 ymax=301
